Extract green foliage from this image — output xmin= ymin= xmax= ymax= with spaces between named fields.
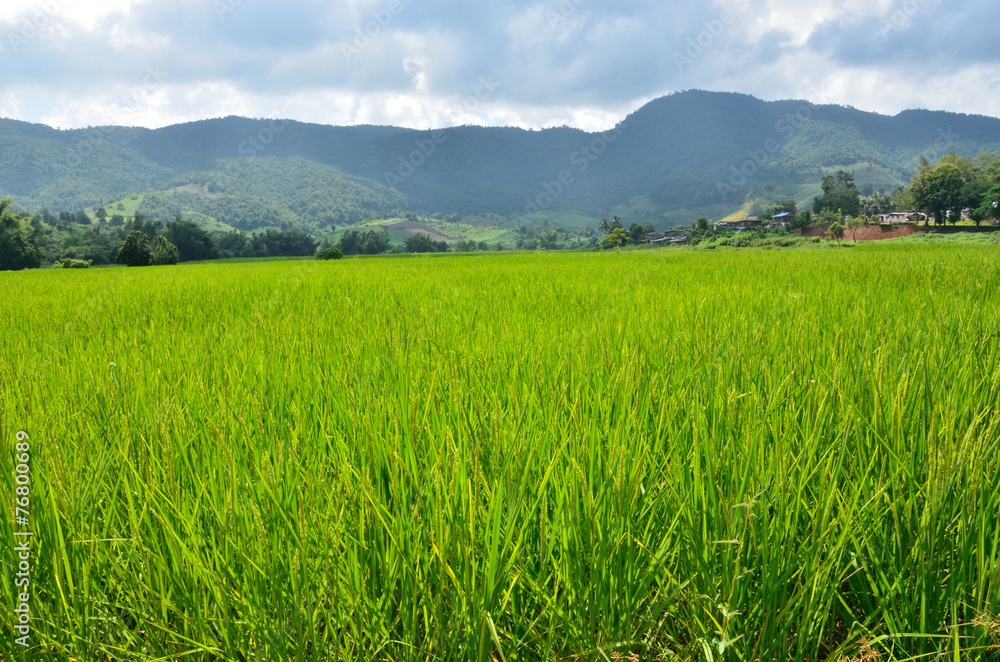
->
xmin=976 ymin=184 xmax=1000 ymax=225
xmin=598 ymin=215 xmax=624 ymax=234
xmin=911 ymin=163 xmax=965 ymax=225
xmin=52 ymin=258 xmax=92 ymax=269
xmin=792 ymin=210 xmax=813 ymax=230
xmin=627 ymin=222 xmax=650 ymax=243
xmin=602 ymin=226 xmax=629 ymax=248
xmin=132 ymin=157 xmax=406 ymax=231
xmin=829 ymin=221 xmax=846 ymax=242
xmin=116 ymin=230 xmax=152 ymax=267
xmin=813 ymin=170 xmax=861 ymax=217
xmin=405 ymin=232 xmax=438 ymax=253
xmin=164 ymin=220 xmax=219 ymax=262
xmin=250 ymin=229 xmax=318 ymax=257
xmin=151 ymin=234 xmax=180 ymax=266
xmin=0 ymin=199 xmax=42 ymax=270
xmin=338 ymin=228 xmax=390 ymax=255
xmin=766 ymin=199 xmax=798 ymax=218
xmin=315 ymin=247 xmax=344 ymax=260
xmin=123 ymin=213 xmax=162 ymax=240
xmin=536 ymin=229 xmax=558 ymax=250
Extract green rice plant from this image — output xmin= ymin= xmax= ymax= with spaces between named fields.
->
xmin=1 ymin=245 xmax=998 ymax=661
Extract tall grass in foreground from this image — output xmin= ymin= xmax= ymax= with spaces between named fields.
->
xmin=1 ymin=245 xmax=999 ymax=661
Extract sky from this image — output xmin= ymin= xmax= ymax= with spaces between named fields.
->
xmin=0 ymin=0 xmax=996 ymax=132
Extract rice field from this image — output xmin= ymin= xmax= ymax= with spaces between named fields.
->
xmin=2 ymin=245 xmax=999 ymax=661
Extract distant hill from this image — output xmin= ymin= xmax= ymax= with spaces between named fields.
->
xmin=3 ymin=90 xmax=1000 ymax=231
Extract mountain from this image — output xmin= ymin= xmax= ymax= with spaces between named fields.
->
xmin=3 ymin=90 xmax=1000 ymax=230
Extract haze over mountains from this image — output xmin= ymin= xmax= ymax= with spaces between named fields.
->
xmin=3 ymin=90 xmax=1000 ymax=231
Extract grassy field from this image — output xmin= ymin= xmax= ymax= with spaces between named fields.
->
xmin=2 ymin=246 xmax=999 ymax=661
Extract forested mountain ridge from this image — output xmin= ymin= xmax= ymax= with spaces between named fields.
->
xmin=4 ymin=90 xmax=1000 ymax=227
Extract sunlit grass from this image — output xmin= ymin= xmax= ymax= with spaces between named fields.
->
xmin=2 ymin=245 xmax=999 ymax=661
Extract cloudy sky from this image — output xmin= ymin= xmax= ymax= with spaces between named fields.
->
xmin=0 ymin=0 xmax=995 ymax=132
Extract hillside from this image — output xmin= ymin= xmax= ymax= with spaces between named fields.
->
xmin=4 ymin=91 xmax=1000 ymax=231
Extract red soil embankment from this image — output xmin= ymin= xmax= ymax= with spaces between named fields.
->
xmin=798 ymin=224 xmax=923 ymax=242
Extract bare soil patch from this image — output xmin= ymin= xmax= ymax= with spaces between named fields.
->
xmin=385 ymin=221 xmax=461 ymax=242
xmin=798 ymin=224 xmax=923 ymax=241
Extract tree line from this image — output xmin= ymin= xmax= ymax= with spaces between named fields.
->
xmin=808 ymin=153 xmax=1000 ymax=227
xmin=0 ymin=204 xmax=323 ymax=271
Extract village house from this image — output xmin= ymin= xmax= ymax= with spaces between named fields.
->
xmin=879 ymin=211 xmax=927 ymax=223
xmin=645 ymin=229 xmax=688 ymax=245
xmin=714 ymin=218 xmax=763 ymax=232
xmin=771 ymin=212 xmax=793 ymax=227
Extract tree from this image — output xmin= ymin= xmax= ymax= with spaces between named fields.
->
xmin=813 ymin=171 xmax=861 ymax=217
xmin=862 ymin=191 xmax=893 ymax=220
xmin=767 ymin=199 xmax=798 ymax=218
xmin=693 ymin=217 xmax=711 ymax=232
xmin=628 ymin=223 xmax=647 ymax=243
xmin=150 ymin=235 xmax=180 ymax=265
xmin=845 ymin=217 xmax=864 ymax=242
xmin=975 ymin=184 xmax=1000 ymax=226
xmin=405 ymin=232 xmax=436 ymax=253
xmin=958 ymin=179 xmax=989 ymax=224
xmin=910 ymin=163 xmax=964 ymax=225
xmin=598 ymin=215 xmax=624 ymax=234
xmin=828 ymin=222 xmax=845 ymax=243
xmin=123 ymin=213 xmax=161 ymax=240
xmin=339 ymin=228 xmax=389 ymax=255
xmin=0 ymin=200 xmax=42 ymax=271
xmin=602 ymin=227 xmax=629 ymax=248
xmin=95 ymin=207 xmax=108 ymax=223
xmin=116 ymin=231 xmax=152 ymax=266
xmin=792 ymin=211 xmax=812 ymax=230
xmin=165 ymin=220 xmax=219 ymax=262
xmin=539 ymin=229 xmax=559 ymax=250
xmin=250 ymin=229 xmax=318 ymax=257
xmin=338 ymin=229 xmax=364 ymax=255
xmin=217 ymin=230 xmax=252 ymax=258
xmin=891 ymin=186 xmax=917 ymax=212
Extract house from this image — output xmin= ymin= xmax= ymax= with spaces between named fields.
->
xmin=772 ymin=212 xmax=794 ymax=227
xmin=879 ymin=211 xmax=926 ymax=223
xmin=714 ymin=218 xmax=763 ymax=232
xmin=644 ymin=229 xmax=688 ymax=245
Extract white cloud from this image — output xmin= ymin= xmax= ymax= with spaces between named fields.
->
xmin=0 ymin=0 xmax=998 ymax=131
xmin=0 ymin=90 xmax=23 ymax=119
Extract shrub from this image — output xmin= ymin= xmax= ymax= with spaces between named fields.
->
xmin=52 ymin=258 xmax=92 ymax=269
xmin=316 ymin=247 xmax=344 ymax=260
